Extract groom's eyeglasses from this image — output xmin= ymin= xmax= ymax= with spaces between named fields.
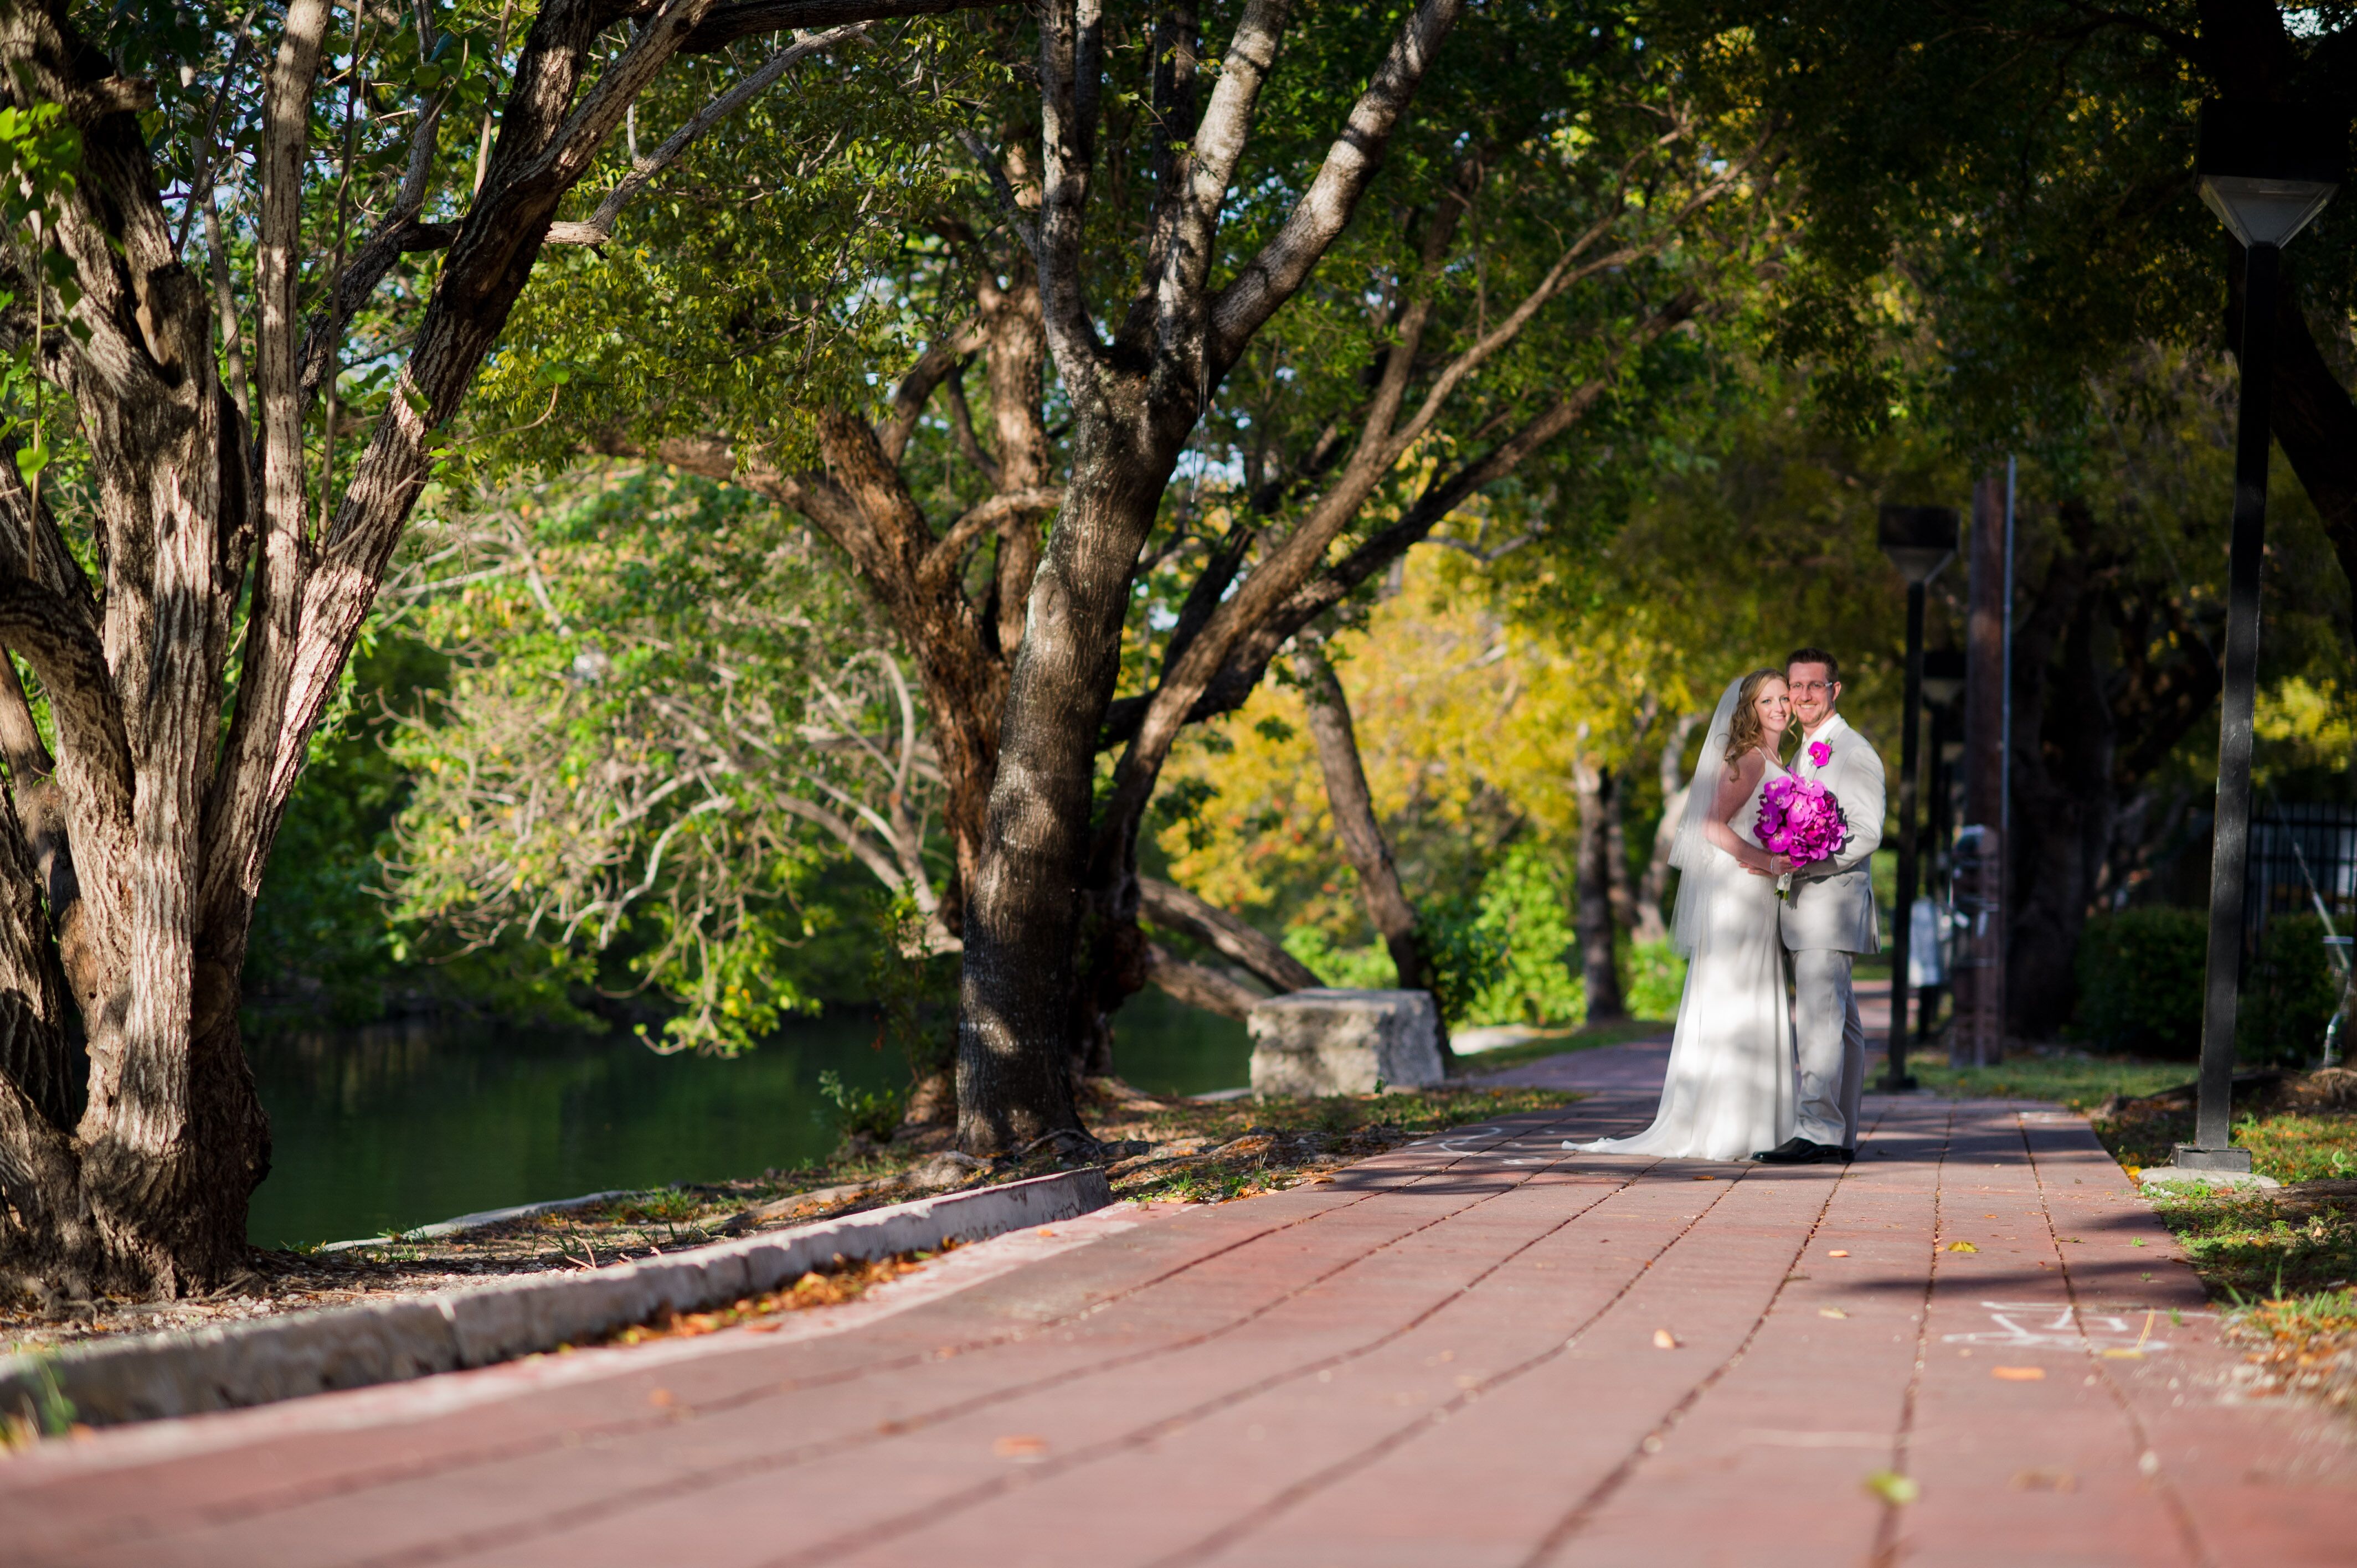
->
xmin=1789 ymin=681 xmax=1834 ymax=695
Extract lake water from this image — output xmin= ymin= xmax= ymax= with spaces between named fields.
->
xmin=244 ymin=989 xmax=1252 ymax=1247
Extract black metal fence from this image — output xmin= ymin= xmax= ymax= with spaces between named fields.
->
xmin=2246 ymin=803 xmax=2357 ymax=950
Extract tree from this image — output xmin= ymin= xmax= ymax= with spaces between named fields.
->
xmin=1668 ymin=0 xmax=2357 ymax=636
xmin=382 ymin=464 xmax=953 ymax=1053
xmin=0 ymin=0 xmax=995 ymax=1297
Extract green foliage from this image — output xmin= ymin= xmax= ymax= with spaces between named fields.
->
xmin=2074 ymin=909 xmax=2209 ymax=1060
xmin=2241 ymin=916 xmax=2350 ymax=1070
xmin=1282 ymin=926 xmax=1401 ymax=991
xmin=1449 ymin=844 xmax=1584 ymax=1028
xmin=384 ymin=465 xmax=928 ymax=1054
xmin=1278 ymin=844 xmax=1582 ymax=1027
xmin=814 ymin=1069 xmax=906 ymax=1146
xmin=868 ymin=891 xmax=958 ymax=1086
xmin=1622 ymin=939 xmax=1686 ymax=1020
xmin=0 ymin=98 xmax=84 ymax=490
xmin=245 ymin=635 xmax=448 ymax=1023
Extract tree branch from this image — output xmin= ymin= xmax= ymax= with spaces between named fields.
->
xmin=543 ymin=23 xmax=870 ymax=246
xmin=1207 ymin=0 xmax=1466 ymax=370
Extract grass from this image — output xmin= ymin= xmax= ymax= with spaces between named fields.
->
xmin=1456 ymin=1015 xmax=1671 ymax=1075
xmin=1088 ymin=1080 xmax=1585 ymax=1205
xmin=2086 ymin=1066 xmax=2357 ymax=1416
xmin=1901 ymin=1050 xmax=2193 ymax=1110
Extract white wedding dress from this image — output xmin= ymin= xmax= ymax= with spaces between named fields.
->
xmin=1573 ymin=682 xmax=1797 ymax=1161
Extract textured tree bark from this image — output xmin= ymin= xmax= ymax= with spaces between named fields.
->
xmin=1138 ymin=876 xmax=1321 ymax=993
xmin=0 ymin=0 xmax=970 ymax=1295
xmin=1572 ymin=759 xmax=1627 ymax=1023
xmin=1144 ymin=943 xmax=1264 ymax=1020
xmin=956 ymin=0 xmax=1471 ymax=1150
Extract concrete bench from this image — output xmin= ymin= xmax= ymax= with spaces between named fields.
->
xmin=1247 ymin=988 xmax=1445 ymax=1098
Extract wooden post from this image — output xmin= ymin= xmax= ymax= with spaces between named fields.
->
xmin=1953 ymin=473 xmax=2009 ymax=1066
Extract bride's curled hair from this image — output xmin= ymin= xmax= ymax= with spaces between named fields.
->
xmin=1723 ymin=667 xmax=1786 ymax=767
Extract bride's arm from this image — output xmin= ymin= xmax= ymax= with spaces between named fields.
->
xmin=1700 ymin=752 xmax=1780 ymax=873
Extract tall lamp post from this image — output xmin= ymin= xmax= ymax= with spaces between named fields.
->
xmin=2174 ymin=101 xmax=2344 ymax=1177
xmin=1917 ymin=649 xmax=1968 ymax=1052
xmin=1878 ymin=506 xmax=1958 ymax=1092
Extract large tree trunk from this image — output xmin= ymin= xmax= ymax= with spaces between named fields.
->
xmin=961 ymin=411 xmax=1175 ymax=1147
xmin=1572 ymin=757 xmax=1628 ymax=1024
xmin=1 ymin=0 xmax=969 ymax=1293
xmin=956 ymin=0 xmax=1470 ymax=1149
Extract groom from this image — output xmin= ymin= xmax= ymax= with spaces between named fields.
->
xmin=1754 ymin=647 xmax=1886 ymax=1166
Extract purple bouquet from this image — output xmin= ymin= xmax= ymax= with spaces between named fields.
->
xmin=1754 ymin=776 xmax=1849 ymax=896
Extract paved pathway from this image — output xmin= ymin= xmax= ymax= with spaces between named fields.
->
xmin=6 ymin=1060 xmax=2354 ymax=1566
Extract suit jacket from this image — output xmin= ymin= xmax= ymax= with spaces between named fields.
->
xmin=1778 ymin=713 xmax=1886 ymax=954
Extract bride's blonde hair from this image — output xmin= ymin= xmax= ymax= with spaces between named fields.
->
xmin=1724 ymin=667 xmax=1787 ymax=768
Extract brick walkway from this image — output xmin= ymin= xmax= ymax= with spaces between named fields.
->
xmin=6 ymin=1053 xmax=2354 ymax=1567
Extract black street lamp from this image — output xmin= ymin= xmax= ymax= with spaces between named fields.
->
xmin=1878 ymin=506 xmax=1958 ymax=1092
xmin=2175 ymin=101 xmax=2344 ymax=1178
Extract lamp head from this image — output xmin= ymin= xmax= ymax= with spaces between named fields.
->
xmin=1921 ymin=648 xmax=1967 ymax=707
xmin=1878 ymin=504 xmax=1959 ymax=587
xmin=2196 ymin=100 xmax=2345 ymax=249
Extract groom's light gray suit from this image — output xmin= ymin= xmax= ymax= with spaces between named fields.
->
xmin=1777 ymin=713 xmax=1885 ymax=1149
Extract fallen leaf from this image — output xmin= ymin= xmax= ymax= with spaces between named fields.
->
xmin=1826 ymin=1249 xmax=1850 ymax=1258
xmin=1991 ymin=1366 xmax=2045 ymax=1381
xmin=1863 ymin=1469 xmax=1920 ymax=1505
xmin=2011 ymin=1468 xmax=2077 ymax=1492
xmin=2101 ymin=1348 xmax=2144 ymax=1360
xmin=1947 ymin=1241 xmax=1979 ymax=1253
xmin=647 ymin=1388 xmax=676 ymax=1407
xmin=993 ymin=1435 xmax=1049 ymax=1460
xmin=1692 ymin=1174 xmax=1716 ymax=1181
xmin=1652 ymin=1329 xmax=1679 ymax=1349
xmin=1818 ymin=1307 xmax=1848 ymax=1319
xmin=744 ymin=1321 xmax=784 ymax=1334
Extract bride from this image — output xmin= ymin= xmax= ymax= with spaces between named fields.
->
xmin=1571 ymin=669 xmax=1798 ymax=1160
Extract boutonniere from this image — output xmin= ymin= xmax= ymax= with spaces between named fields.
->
xmin=1807 ymin=740 xmax=1833 ymax=768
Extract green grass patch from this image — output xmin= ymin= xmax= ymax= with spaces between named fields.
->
xmin=2144 ymin=1187 xmax=2357 ymax=1300
xmin=1903 ymin=1051 xmax=2191 ymax=1111
xmin=1458 ymin=1016 xmax=1671 ymax=1075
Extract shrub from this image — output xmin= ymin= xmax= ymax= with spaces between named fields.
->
xmin=2074 ymin=907 xmax=2209 ymax=1059
xmin=1450 ymin=844 xmax=1583 ymax=1027
xmin=2240 ymin=914 xmax=2350 ymax=1067
xmin=1622 ymin=938 xmax=1686 ymax=1019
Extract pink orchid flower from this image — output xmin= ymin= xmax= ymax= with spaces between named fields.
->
xmin=1808 ymin=740 xmax=1833 ymax=768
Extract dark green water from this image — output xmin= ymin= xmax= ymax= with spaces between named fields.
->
xmin=245 ymin=989 xmax=1252 ymax=1247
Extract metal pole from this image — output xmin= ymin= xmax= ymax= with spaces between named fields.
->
xmin=2183 ymin=241 xmax=2279 ymax=1173
xmin=2001 ymin=456 xmax=2015 ymax=852
xmin=1919 ymin=702 xmax=1949 ymax=1052
xmin=1885 ymin=580 xmax=1926 ymax=1091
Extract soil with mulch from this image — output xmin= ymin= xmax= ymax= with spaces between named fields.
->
xmin=2091 ymin=1065 xmax=2357 ymax=1414
xmin=1 ymin=1077 xmax=1579 ymax=1357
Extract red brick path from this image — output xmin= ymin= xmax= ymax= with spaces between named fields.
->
xmin=4 ymin=1079 xmax=2352 ymax=1566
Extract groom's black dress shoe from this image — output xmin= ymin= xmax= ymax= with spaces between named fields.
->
xmin=1752 ymin=1138 xmax=1853 ymax=1165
